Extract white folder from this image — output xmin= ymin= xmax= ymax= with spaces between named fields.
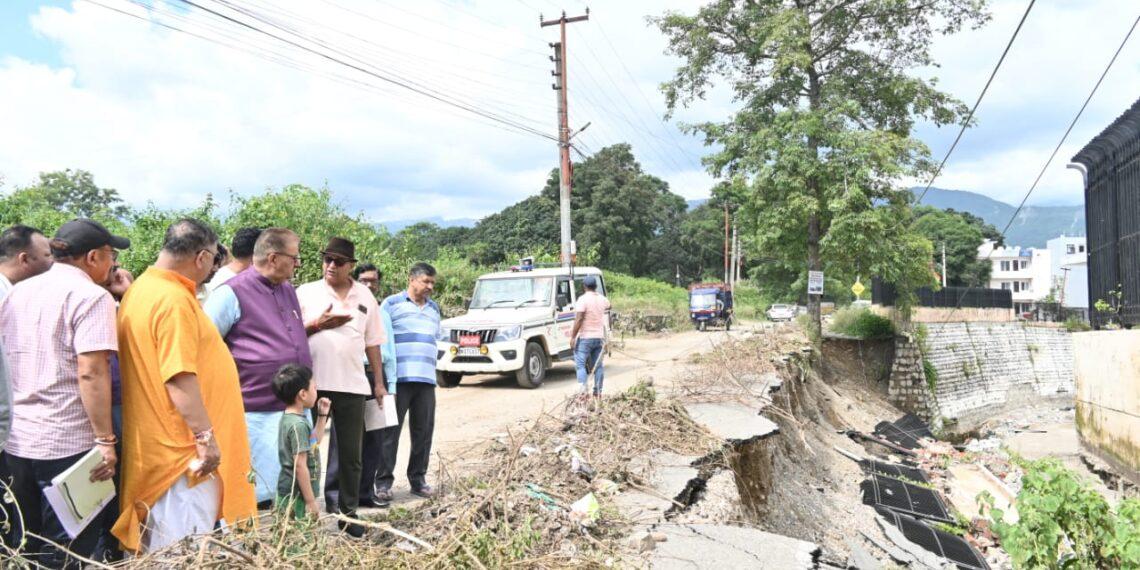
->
xmin=43 ymin=448 xmax=116 ymax=539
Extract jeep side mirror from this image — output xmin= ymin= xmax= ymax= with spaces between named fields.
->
xmin=464 ymin=299 xmax=471 ymax=310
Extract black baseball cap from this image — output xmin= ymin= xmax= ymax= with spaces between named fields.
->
xmin=52 ymin=218 xmax=131 ymax=256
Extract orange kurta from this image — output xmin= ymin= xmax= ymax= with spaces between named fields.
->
xmin=112 ymin=267 xmax=256 ymax=552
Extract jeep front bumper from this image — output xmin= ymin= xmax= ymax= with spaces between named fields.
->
xmin=436 ymin=338 xmax=527 ymax=374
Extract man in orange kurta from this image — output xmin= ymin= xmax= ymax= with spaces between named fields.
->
xmin=113 ymin=219 xmax=255 ymax=553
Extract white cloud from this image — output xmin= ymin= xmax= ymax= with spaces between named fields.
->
xmin=0 ymin=0 xmax=1136 ymax=225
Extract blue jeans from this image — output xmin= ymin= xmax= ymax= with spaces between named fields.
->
xmin=574 ymin=338 xmax=605 ymax=395
xmin=246 ymin=411 xmax=284 ymax=503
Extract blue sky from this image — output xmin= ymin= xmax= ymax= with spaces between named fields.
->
xmin=0 ymin=0 xmax=1137 ymax=224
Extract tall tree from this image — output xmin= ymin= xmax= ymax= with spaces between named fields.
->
xmin=23 ymin=169 xmax=129 ymax=218
xmin=656 ymin=0 xmax=989 ymax=333
xmin=911 ymin=206 xmax=995 ymax=287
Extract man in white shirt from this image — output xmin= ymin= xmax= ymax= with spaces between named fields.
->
xmin=202 ymin=227 xmax=262 ymax=299
xmin=0 ymin=225 xmax=53 ymax=301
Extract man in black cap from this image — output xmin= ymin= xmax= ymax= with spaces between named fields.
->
xmin=0 ymin=218 xmax=129 ymax=565
xmin=296 ymin=237 xmax=387 ymax=535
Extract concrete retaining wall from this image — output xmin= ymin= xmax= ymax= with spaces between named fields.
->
xmin=1073 ymin=331 xmax=1140 ymax=482
xmin=923 ymin=323 xmax=1074 ymax=427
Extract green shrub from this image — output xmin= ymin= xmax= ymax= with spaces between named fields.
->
xmin=829 ymin=307 xmax=896 ymax=339
xmin=988 ymin=458 xmax=1140 ymax=569
xmin=606 ymin=271 xmax=689 ymax=324
xmin=1064 ymin=316 xmax=1092 ymax=332
xmin=922 ymin=358 xmax=938 ymax=390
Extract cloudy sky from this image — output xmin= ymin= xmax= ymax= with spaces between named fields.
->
xmin=0 ymin=0 xmax=1137 ymax=225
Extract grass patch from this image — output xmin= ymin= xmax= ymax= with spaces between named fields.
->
xmin=1064 ymin=316 xmax=1092 ymax=332
xmin=828 ymin=306 xmax=896 ymax=339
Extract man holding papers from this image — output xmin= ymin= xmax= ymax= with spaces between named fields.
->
xmin=113 ymin=219 xmax=255 ymax=553
xmin=297 ymin=237 xmax=387 ymax=537
xmin=0 ymin=218 xmax=126 ymax=566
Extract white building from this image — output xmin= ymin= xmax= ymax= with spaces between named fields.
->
xmin=977 ymin=240 xmax=1051 ymax=314
xmin=977 ymin=235 xmax=1089 ymax=315
xmin=1044 ymin=235 xmax=1088 ymax=310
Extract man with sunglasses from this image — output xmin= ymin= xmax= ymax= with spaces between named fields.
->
xmin=296 ymin=238 xmax=387 ymax=536
xmin=204 ymin=228 xmax=312 ymax=508
xmin=0 ymin=218 xmax=128 ymax=565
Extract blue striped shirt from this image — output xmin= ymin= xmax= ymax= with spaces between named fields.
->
xmin=382 ymin=291 xmax=442 ymax=385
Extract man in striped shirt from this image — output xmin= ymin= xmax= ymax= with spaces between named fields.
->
xmin=376 ymin=262 xmax=441 ymax=499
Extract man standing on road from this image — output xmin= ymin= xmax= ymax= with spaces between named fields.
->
xmin=202 ymin=227 xmax=261 ymax=299
xmin=0 ymin=218 xmax=125 ymax=566
xmin=296 ymin=238 xmax=386 ymax=536
xmin=204 ymin=228 xmax=312 ymax=506
xmin=377 ymin=263 xmax=441 ymax=500
xmin=113 ymin=219 xmax=255 ymax=553
xmin=355 ymin=261 xmax=399 ymax=507
xmin=0 ymin=225 xmax=53 ymax=300
xmin=570 ymin=275 xmax=611 ymax=397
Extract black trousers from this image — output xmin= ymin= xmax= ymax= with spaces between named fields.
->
xmin=377 ymin=382 xmax=436 ymax=490
xmin=359 ymin=415 xmax=395 ymax=504
xmin=5 ymin=450 xmax=107 ymax=569
xmin=314 ymin=391 xmax=365 ymax=515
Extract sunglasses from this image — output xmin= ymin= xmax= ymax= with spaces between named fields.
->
xmin=323 ymin=255 xmax=352 ymax=267
xmin=200 ymin=248 xmax=225 ymax=267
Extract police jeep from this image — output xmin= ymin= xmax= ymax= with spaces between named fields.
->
xmin=436 ymin=264 xmax=607 ymax=389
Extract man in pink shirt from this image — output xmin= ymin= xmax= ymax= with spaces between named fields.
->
xmin=0 ymin=218 xmax=128 ymax=566
xmin=297 ymin=237 xmax=386 ymax=536
xmin=569 ymin=275 xmax=611 ymax=397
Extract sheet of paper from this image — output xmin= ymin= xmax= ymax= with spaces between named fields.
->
xmin=43 ymin=448 xmax=116 ymax=539
xmin=364 ymin=394 xmax=398 ymax=431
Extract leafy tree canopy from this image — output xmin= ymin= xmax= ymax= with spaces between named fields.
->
xmin=656 ymin=0 xmax=990 ymax=322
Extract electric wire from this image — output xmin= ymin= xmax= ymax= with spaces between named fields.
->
xmin=939 ymin=12 xmax=1140 ymax=325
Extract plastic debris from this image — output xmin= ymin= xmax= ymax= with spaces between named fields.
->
xmin=592 ymin=478 xmax=619 ymax=495
xmin=569 ymin=493 xmax=600 ymax=526
xmin=570 ymin=450 xmax=596 ymax=481
xmin=525 ymin=483 xmax=559 ymax=510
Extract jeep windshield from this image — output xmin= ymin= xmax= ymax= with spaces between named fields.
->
xmin=470 ymin=277 xmax=554 ymax=309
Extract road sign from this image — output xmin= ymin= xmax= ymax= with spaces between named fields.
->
xmin=851 ymin=280 xmax=866 ymax=298
xmin=807 ymin=271 xmax=824 ymax=295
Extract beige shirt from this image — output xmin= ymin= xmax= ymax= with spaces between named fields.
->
xmin=574 ymin=291 xmax=611 ymax=340
xmin=296 ymin=279 xmax=385 ymax=395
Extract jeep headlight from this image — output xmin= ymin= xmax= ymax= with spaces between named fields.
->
xmin=439 ymin=327 xmax=453 ymax=342
xmin=494 ymin=325 xmax=523 ymax=342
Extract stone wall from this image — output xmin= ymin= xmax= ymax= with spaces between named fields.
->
xmin=887 ymin=335 xmax=936 ymax=422
xmin=922 ymin=323 xmax=1074 ymax=428
xmin=1073 ymin=331 xmax=1140 ymax=483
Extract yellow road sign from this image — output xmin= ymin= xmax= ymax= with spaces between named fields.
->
xmin=851 ymin=280 xmax=866 ymax=297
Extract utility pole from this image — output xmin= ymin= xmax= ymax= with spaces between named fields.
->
xmin=731 ymin=221 xmax=738 ymax=290
xmin=941 ymin=242 xmax=947 ymax=287
xmin=542 ymin=10 xmax=589 ymax=268
xmin=723 ymin=203 xmax=730 ymax=285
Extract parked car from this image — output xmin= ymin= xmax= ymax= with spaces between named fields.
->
xmin=766 ymin=304 xmax=797 ymax=321
xmin=436 ymin=266 xmax=608 ymax=389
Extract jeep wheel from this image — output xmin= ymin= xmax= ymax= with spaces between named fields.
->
xmin=515 ymin=342 xmax=546 ymax=389
xmin=436 ymin=371 xmax=463 ymax=388
xmin=725 ymin=317 xmax=731 ymax=332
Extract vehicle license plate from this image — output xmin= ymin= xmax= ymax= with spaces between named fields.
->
xmin=458 ymin=347 xmax=480 ymax=357
xmin=459 ymin=335 xmax=481 ymax=347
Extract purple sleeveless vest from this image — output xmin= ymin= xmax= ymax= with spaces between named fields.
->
xmin=224 ymin=268 xmax=312 ymax=412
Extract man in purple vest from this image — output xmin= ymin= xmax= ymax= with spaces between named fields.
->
xmin=204 ymin=227 xmax=312 ymax=506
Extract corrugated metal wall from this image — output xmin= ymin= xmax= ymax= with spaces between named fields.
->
xmin=1073 ymin=98 xmax=1140 ymax=329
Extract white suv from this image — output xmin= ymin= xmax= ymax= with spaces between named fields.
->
xmin=436 ymin=267 xmax=607 ymax=389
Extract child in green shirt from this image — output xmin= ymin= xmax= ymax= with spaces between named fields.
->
xmin=272 ymin=364 xmax=330 ymax=519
